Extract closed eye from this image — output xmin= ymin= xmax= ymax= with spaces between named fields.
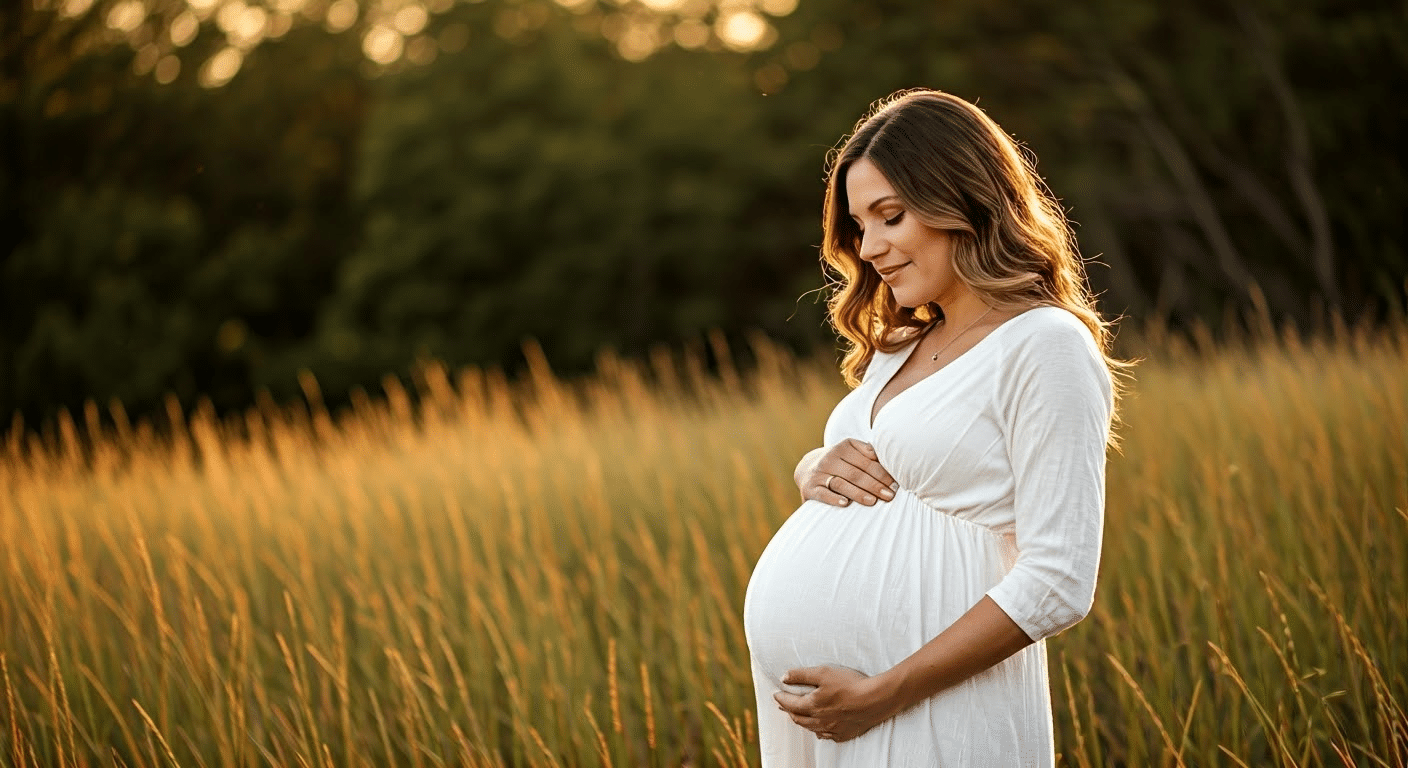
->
xmin=853 ymin=210 xmax=905 ymax=234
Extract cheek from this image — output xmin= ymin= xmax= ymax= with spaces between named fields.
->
xmin=890 ymin=226 xmax=931 ymax=255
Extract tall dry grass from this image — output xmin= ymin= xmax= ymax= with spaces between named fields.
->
xmin=1 ymin=326 xmax=1405 ymax=767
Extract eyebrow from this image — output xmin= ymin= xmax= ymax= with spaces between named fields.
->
xmin=850 ymin=195 xmax=899 ymax=219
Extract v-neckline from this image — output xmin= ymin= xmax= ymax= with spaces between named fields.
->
xmin=866 ymin=309 xmax=1036 ymax=430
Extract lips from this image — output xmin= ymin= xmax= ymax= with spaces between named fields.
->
xmin=877 ymin=262 xmax=911 ymax=279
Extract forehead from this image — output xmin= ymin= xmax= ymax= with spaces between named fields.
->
xmin=845 ymin=158 xmax=898 ymax=213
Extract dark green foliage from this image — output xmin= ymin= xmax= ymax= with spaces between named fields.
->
xmin=2 ymin=0 xmax=1403 ymax=429
xmin=303 ymin=3 xmax=825 ymax=401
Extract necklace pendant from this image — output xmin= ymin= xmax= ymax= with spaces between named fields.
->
xmin=925 ymin=306 xmax=994 ymax=365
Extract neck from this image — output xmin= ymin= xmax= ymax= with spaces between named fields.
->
xmin=934 ymin=289 xmax=991 ymax=331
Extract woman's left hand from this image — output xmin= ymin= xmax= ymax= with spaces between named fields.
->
xmin=774 ymin=666 xmax=897 ymax=742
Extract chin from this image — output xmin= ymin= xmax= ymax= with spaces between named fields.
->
xmin=889 ymin=288 xmax=934 ymax=309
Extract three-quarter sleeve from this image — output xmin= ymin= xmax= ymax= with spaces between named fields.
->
xmin=984 ymin=314 xmax=1113 ymax=642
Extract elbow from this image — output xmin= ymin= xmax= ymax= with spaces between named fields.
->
xmin=987 ymin=572 xmax=1097 ymax=642
xmin=1052 ymin=598 xmax=1093 ymax=635
xmin=1030 ymin=596 xmax=1091 ymax=640
xmin=1049 ymin=577 xmax=1101 ymax=635
xmin=1027 ymin=571 xmax=1099 ymax=639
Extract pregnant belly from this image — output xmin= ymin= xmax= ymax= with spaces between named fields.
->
xmin=743 ymin=489 xmax=1014 ymax=694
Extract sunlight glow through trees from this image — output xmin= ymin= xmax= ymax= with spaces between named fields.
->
xmin=45 ymin=0 xmax=800 ymax=88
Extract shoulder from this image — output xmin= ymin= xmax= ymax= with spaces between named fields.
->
xmin=996 ymin=306 xmax=1102 ymax=361
xmin=994 ymin=306 xmax=1112 ymax=404
xmin=1003 ymin=305 xmax=1095 ymax=341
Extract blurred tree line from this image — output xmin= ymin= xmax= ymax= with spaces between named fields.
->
xmin=3 ymin=0 xmax=1404 ymax=430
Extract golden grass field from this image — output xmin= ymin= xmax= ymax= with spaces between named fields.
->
xmin=2 ymin=324 xmax=1405 ymax=767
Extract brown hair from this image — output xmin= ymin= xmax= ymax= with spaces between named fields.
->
xmin=822 ymin=88 xmax=1122 ymax=389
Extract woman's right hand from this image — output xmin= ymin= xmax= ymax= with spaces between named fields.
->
xmin=795 ymin=439 xmax=898 ymax=507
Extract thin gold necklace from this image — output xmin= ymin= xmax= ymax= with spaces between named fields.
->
xmin=928 ymin=306 xmax=994 ymax=362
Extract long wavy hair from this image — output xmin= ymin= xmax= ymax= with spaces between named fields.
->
xmin=822 ymin=89 xmax=1122 ymax=390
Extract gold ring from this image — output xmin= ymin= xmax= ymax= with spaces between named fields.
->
xmin=825 ymin=475 xmax=836 ymax=492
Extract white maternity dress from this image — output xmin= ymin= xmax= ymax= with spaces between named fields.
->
xmin=744 ymin=307 xmax=1113 ymax=767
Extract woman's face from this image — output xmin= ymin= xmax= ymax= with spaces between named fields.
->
xmin=845 ymin=157 xmax=962 ymax=309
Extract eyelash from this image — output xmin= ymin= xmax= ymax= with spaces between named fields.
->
xmin=856 ymin=211 xmax=905 ymax=234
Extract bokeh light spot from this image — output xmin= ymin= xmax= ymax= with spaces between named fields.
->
xmin=106 ymin=0 xmax=146 ymax=32
xmin=154 ymin=55 xmax=181 ymax=83
xmin=392 ymin=4 xmax=428 ymax=35
xmin=169 ymin=10 xmax=199 ymax=45
xmin=673 ymin=18 xmax=708 ymax=49
xmin=133 ymin=43 xmax=160 ymax=74
xmin=638 ymin=0 xmax=681 ymax=12
xmin=717 ymin=10 xmax=767 ymax=51
xmin=199 ymin=46 xmax=243 ymax=87
xmin=325 ymin=0 xmax=358 ymax=32
xmin=616 ymin=18 xmax=660 ymax=61
xmin=758 ymin=0 xmax=796 ymax=16
xmin=675 ymin=0 xmax=709 ymax=17
xmin=216 ymin=2 xmax=243 ymax=32
xmin=363 ymin=25 xmax=404 ymax=63
xmin=60 ymin=0 xmax=94 ymax=18
xmin=267 ymin=12 xmax=292 ymax=37
xmin=220 ymin=4 xmax=267 ymax=48
xmin=553 ymin=0 xmax=591 ymax=12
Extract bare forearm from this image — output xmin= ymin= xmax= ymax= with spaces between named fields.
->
xmin=776 ymin=596 xmax=1036 ymax=738
xmin=872 ymin=596 xmax=1033 ymax=713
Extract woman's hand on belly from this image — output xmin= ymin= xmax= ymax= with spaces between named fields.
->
xmin=773 ymin=665 xmax=902 ymax=743
xmin=795 ymin=439 xmax=898 ymax=508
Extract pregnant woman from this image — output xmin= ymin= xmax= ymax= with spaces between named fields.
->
xmin=743 ymin=89 xmax=1120 ymax=766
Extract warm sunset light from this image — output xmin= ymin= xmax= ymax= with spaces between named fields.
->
xmin=217 ymin=1 xmax=268 ymax=48
xmin=717 ymin=9 xmax=768 ymax=50
xmin=9 ymin=0 xmax=1401 ymax=762
xmin=362 ymin=23 xmax=404 ymax=63
xmin=169 ymin=10 xmax=198 ymax=45
xmin=105 ymin=0 xmax=144 ymax=32
xmin=266 ymin=11 xmax=292 ymax=37
xmin=325 ymin=0 xmax=358 ymax=32
xmin=58 ymin=0 xmax=94 ymax=18
xmin=153 ymin=53 xmax=181 ymax=82
xmin=673 ymin=17 xmax=708 ymax=48
xmin=198 ymin=45 xmax=243 ymax=86
xmin=615 ymin=16 xmax=663 ymax=61
xmin=392 ymin=3 xmax=428 ymax=35
xmin=63 ymin=0 xmax=811 ymax=89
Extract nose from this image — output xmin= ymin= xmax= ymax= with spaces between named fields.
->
xmin=858 ymin=228 xmax=887 ymax=262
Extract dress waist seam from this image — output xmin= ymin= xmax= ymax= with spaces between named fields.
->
xmin=896 ymin=487 xmax=1010 ymax=541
